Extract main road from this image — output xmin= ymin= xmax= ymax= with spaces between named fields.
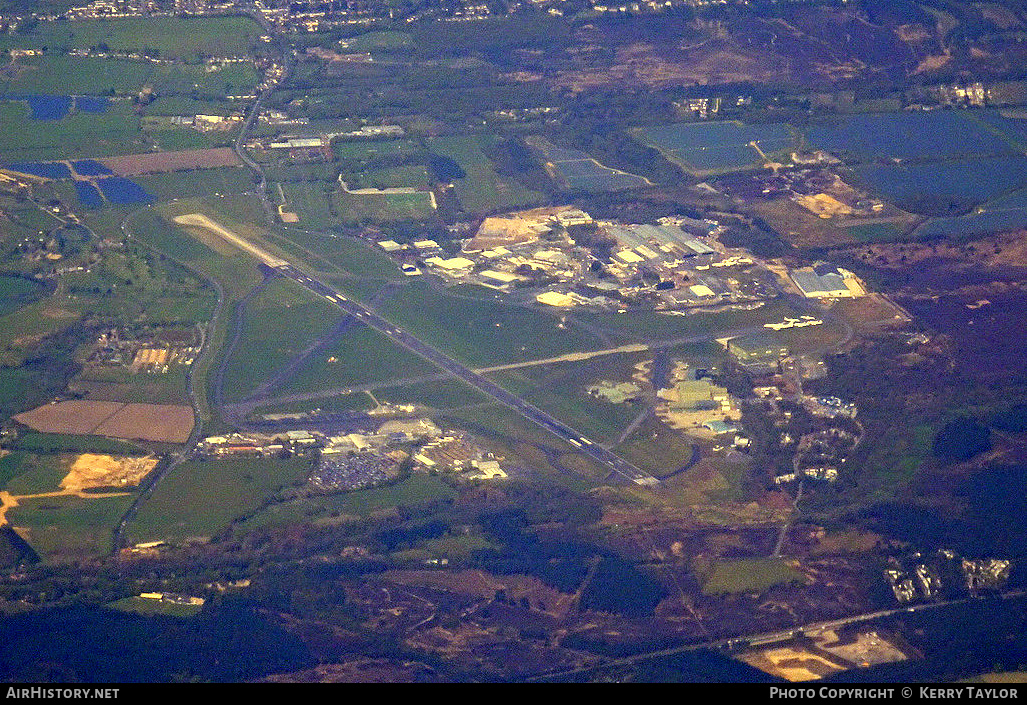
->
xmin=271 ymin=263 xmax=660 ymax=486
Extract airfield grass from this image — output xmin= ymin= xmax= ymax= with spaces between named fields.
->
xmin=220 ymin=276 xmax=339 ymax=403
xmin=374 ymin=378 xmax=489 ymax=410
xmin=487 ymin=351 xmax=649 ymax=445
xmin=572 ymin=300 xmax=798 ymax=345
xmin=126 ymin=202 xmax=268 ymax=421
xmin=272 ymin=324 xmax=438 ymax=399
xmin=613 ymin=416 xmax=698 ymax=479
xmin=277 ymin=229 xmax=404 ymax=279
xmin=8 ymin=493 xmax=135 ymax=562
xmin=374 ymin=282 xmax=602 ymax=367
xmin=441 ymin=403 xmax=608 ymax=488
xmin=251 ymin=391 xmax=377 ymax=418
xmin=126 ymin=456 xmax=312 ymax=543
xmin=699 ymin=557 xmax=805 ymax=596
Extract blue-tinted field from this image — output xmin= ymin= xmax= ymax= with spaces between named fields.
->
xmin=4 ymin=161 xmax=71 ymax=179
xmin=74 ymin=96 xmax=109 ymax=114
xmin=23 ymin=95 xmax=72 ymax=120
xmin=70 ymin=159 xmax=112 ymax=176
xmin=74 ymin=181 xmax=103 ymax=208
xmin=914 ymin=209 xmax=1027 ymax=239
xmin=96 ymin=176 xmax=152 ymax=205
xmin=857 ymin=155 xmax=1027 ymax=205
xmin=807 ymin=112 xmax=1013 ymax=161
xmin=529 ymin=137 xmax=649 ymax=191
xmin=640 ymin=121 xmax=793 ymax=173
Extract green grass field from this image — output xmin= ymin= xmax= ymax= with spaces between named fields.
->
xmin=0 ymin=100 xmax=147 ymax=161
xmin=374 ymin=378 xmax=488 ymax=410
xmin=699 ymin=557 xmax=805 ymax=596
xmin=131 ymin=168 xmax=254 ymax=203
xmin=332 ymin=189 xmax=436 ymax=225
xmin=272 ymin=324 xmax=438 ymax=399
xmin=276 ymin=230 xmax=404 ymax=279
xmin=9 ymin=434 xmax=145 ymax=458
xmin=8 ymin=493 xmax=135 ymax=562
xmin=427 ymin=135 xmax=543 ymax=213
xmin=614 ymin=416 xmax=698 ymax=479
xmin=487 ymin=352 xmax=648 ymax=445
xmin=0 ymin=56 xmax=153 ymax=95
xmin=0 ymin=16 xmax=263 ymax=59
xmin=107 ymin=596 xmax=203 ymax=618
xmin=252 ymin=391 xmax=377 ymax=418
xmin=374 ymin=282 xmax=602 ymax=367
xmin=126 ymin=456 xmax=313 ymax=543
xmin=1 ymin=454 xmax=68 ymax=495
xmin=235 ymin=472 xmax=456 ymax=531
xmin=220 ymin=277 xmax=340 ymax=403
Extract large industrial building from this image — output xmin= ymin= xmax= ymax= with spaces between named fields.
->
xmin=791 ymin=263 xmax=866 ymax=298
xmin=728 ymin=331 xmax=790 ymax=363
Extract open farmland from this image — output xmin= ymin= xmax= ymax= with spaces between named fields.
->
xmin=101 ymin=148 xmax=241 ymax=175
xmin=332 ymin=189 xmax=436 ymax=225
xmin=14 ymin=401 xmax=193 ymax=443
xmin=0 ymin=56 xmax=153 ymax=96
xmin=0 ymin=16 xmax=263 ymax=60
xmin=7 ymin=493 xmax=135 ymax=561
xmin=126 ymin=456 xmax=312 ymax=543
xmin=427 ymin=135 xmax=544 ymax=213
xmin=0 ymin=100 xmax=146 ymax=161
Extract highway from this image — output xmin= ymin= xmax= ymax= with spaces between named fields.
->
xmin=272 ymin=263 xmax=660 ymax=486
xmin=529 ymin=590 xmax=1027 ymax=682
